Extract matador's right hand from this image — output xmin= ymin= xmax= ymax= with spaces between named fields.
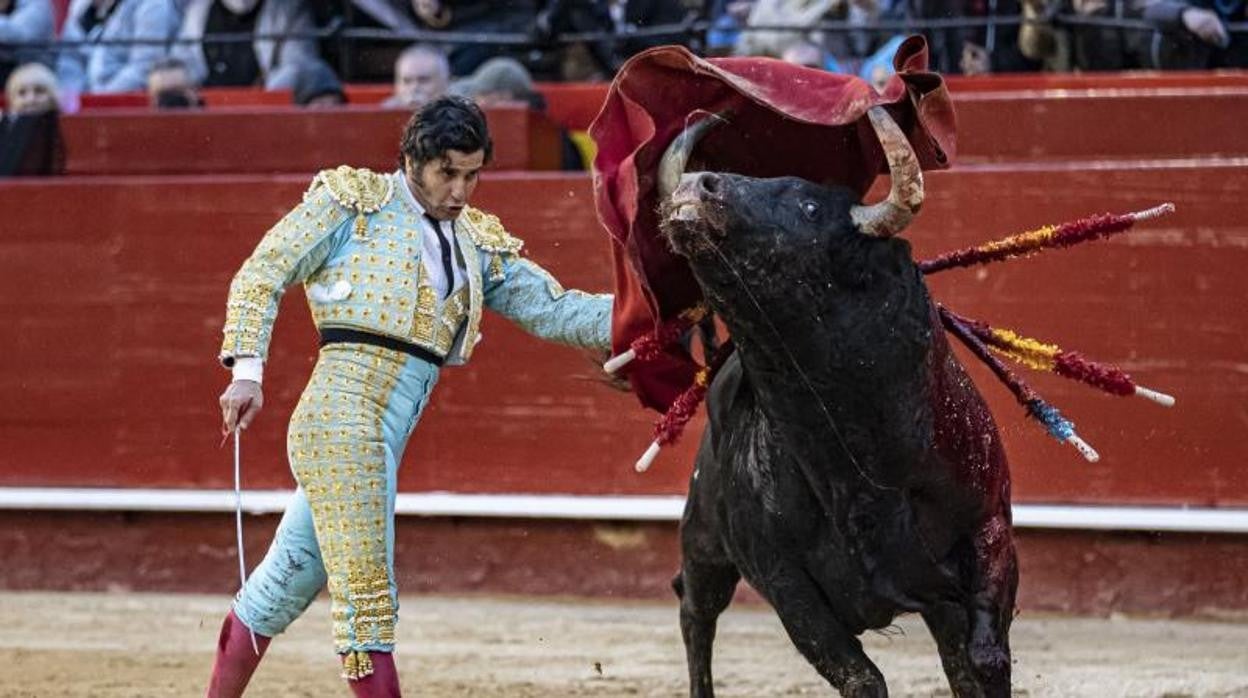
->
xmin=220 ymin=380 xmax=264 ymax=434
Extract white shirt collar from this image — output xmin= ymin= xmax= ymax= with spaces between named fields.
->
xmin=394 ymin=169 xmax=429 ymax=218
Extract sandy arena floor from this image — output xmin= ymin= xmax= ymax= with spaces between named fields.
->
xmin=0 ymin=591 xmax=1245 ymax=697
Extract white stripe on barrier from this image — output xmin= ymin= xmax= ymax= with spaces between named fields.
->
xmin=0 ymin=487 xmax=1245 ymax=533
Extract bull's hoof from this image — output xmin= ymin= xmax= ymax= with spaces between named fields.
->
xmin=840 ymin=676 xmax=888 ymax=698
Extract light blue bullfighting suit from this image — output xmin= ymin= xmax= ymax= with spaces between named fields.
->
xmin=219 ymin=165 xmax=611 ymax=676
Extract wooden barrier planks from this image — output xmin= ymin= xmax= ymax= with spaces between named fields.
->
xmin=0 ymin=164 xmax=1244 ymax=506
xmin=59 ymin=105 xmax=563 ymax=176
xmin=954 ymin=89 xmax=1248 ymax=163
xmin=55 ymin=84 xmax=1248 ymax=173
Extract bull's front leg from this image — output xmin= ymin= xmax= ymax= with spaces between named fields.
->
xmin=923 ymin=511 xmax=1017 ymax=698
xmin=765 ymin=571 xmax=888 ymax=697
xmin=967 ymin=512 xmax=1018 ymax=696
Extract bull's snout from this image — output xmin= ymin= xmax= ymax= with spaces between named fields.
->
xmin=695 ymin=172 xmax=722 ymax=196
xmin=671 ymin=172 xmax=721 ymax=203
xmin=668 ymin=173 xmax=720 ymax=224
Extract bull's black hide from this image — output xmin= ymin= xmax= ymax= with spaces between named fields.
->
xmin=661 ymin=166 xmax=1018 ymax=698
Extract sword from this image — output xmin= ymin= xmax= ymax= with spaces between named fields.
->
xmin=232 ymin=428 xmax=260 ymax=655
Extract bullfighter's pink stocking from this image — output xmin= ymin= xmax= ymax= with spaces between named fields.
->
xmin=205 ymin=609 xmax=272 ymax=697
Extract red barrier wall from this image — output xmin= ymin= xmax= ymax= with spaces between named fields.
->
xmin=2 ymin=166 xmax=1244 ymax=506
xmin=60 ymin=105 xmax=563 ymax=176
xmin=955 ymin=90 xmax=1248 ymax=163
xmin=3 ymin=511 xmax=1246 ymax=616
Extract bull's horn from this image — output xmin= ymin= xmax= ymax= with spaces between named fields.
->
xmin=850 ymin=106 xmax=924 ymax=238
xmin=657 ymin=111 xmax=730 ymax=200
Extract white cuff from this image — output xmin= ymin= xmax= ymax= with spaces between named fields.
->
xmin=231 ymin=357 xmax=264 ymax=385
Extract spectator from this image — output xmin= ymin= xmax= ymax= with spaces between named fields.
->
xmin=172 ymin=0 xmax=321 ymax=89
xmin=410 ymin=0 xmax=539 ymax=76
xmin=56 ymin=0 xmax=181 ymax=94
xmin=858 ymin=32 xmax=903 ymax=91
xmin=291 ymin=58 xmax=346 ymax=106
xmin=1066 ymin=0 xmax=1153 ymax=69
xmin=147 ymin=56 xmax=203 ymax=108
xmin=0 ymin=0 xmax=55 ymax=87
xmin=1142 ymin=0 xmax=1247 ymax=68
xmin=780 ymin=38 xmax=842 ymax=70
xmin=322 ymin=1 xmax=538 ymax=80
xmin=1 ymin=61 xmax=64 ymax=176
xmin=1018 ymin=0 xmax=1073 ymax=69
xmin=705 ymin=0 xmax=754 ymax=55
xmin=381 ymin=43 xmax=448 ymax=108
xmin=606 ymin=0 xmax=701 ymax=66
xmin=313 ymin=0 xmax=421 ymax=83
xmin=734 ymin=0 xmax=837 ymax=58
xmin=535 ymin=0 xmax=701 ymax=78
xmin=449 ymin=56 xmax=584 ymax=170
xmin=958 ymin=0 xmax=1041 ymax=74
xmin=530 ymin=0 xmax=616 ymax=79
xmin=448 ymin=54 xmax=540 ymax=108
xmin=5 ymin=60 xmax=57 ymax=114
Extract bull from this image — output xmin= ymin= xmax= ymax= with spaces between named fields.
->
xmin=658 ymin=107 xmax=1018 ymax=698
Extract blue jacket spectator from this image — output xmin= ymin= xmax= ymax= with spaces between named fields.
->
xmin=0 ymin=0 xmax=55 ymax=85
xmin=173 ymin=0 xmax=320 ymax=89
xmin=57 ymin=0 xmax=181 ymax=94
xmin=1142 ymin=0 xmax=1247 ymax=67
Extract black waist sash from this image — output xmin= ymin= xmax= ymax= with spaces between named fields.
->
xmin=319 ymin=328 xmax=445 ymax=367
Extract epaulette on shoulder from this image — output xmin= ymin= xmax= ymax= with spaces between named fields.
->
xmin=306 ymin=165 xmax=394 ymax=215
xmin=461 ymin=206 xmax=524 ymax=255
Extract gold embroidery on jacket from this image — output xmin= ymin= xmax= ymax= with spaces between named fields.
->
xmin=220 ymin=188 xmax=350 ymax=363
xmin=461 ymin=206 xmax=523 ymax=282
xmin=313 ymin=166 xmax=394 ymax=242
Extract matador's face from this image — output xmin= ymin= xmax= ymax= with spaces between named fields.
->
xmin=404 ymin=149 xmax=485 ymax=221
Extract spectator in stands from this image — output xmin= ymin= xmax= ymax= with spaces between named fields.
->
xmin=957 ymin=0 xmax=1041 ymax=75
xmin=0 ymin=0 xmax=55 ymax=87
xmin=410 ymin=0 xmax=539 ymax=76
xmin=449 ymin=55 xmax=540 ymax=108
xmin=605 ymin=0 xmax=702 ymax=66
xmin=381 ymin=43 xmax=448 ymax=108
xmin=1 ymin=61 xmax=64 ymax=175
xmin=780 ymin=38 xmax=843 ymax=70
xmin=4 ymin=60 xmax=57 ymax=114
xmin=323 ymin=0 xmax=538 ymax=81
xmin=734 ymin=0 xmax=835 ymax=57
xmin=1143 ymin=0 xmax=1246 ymax=68
xmin=858 ymin=32 xmax=902 ymax=91
xmin=532 ymin=0 xmax=611 ymax=79
xmin=705 ymin=0 xmax=754 ymax=55
xmin=147 ymin=56 xmax=204 ymax=108
xmin=313 ymin=0 xmax=421 ymax=83
xmin=56 ymin=0 xmax=181 ymax=94
xmin=529 ymin=0 xmax=701 ymax=79
xmin=172 ymin=0 xmax=322 ymax=89
xmin=291 ymin=58 xmax=346 ymax=106
xmin=450 ymin=55 xmax=584 ymax=170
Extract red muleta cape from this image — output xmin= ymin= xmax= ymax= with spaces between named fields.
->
xmin=590 ymin=35 xmax=957 ymax=413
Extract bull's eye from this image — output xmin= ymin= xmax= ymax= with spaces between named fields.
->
xmin=800 ymin=200 xmax=820 ymax=220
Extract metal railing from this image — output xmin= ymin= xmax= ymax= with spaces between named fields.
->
xmin=3 ymin=13 xmax=1245 ymax=81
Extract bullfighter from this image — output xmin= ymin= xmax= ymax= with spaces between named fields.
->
xmin=208 ymin=95 xmax=613 ymax=697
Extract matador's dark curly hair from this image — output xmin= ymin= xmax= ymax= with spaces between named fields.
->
xmin=398 ymin=95 xmax=494 ymax=170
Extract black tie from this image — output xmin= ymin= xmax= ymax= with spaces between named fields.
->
xmin=425 ymin=214 xmax=455 ymax=298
